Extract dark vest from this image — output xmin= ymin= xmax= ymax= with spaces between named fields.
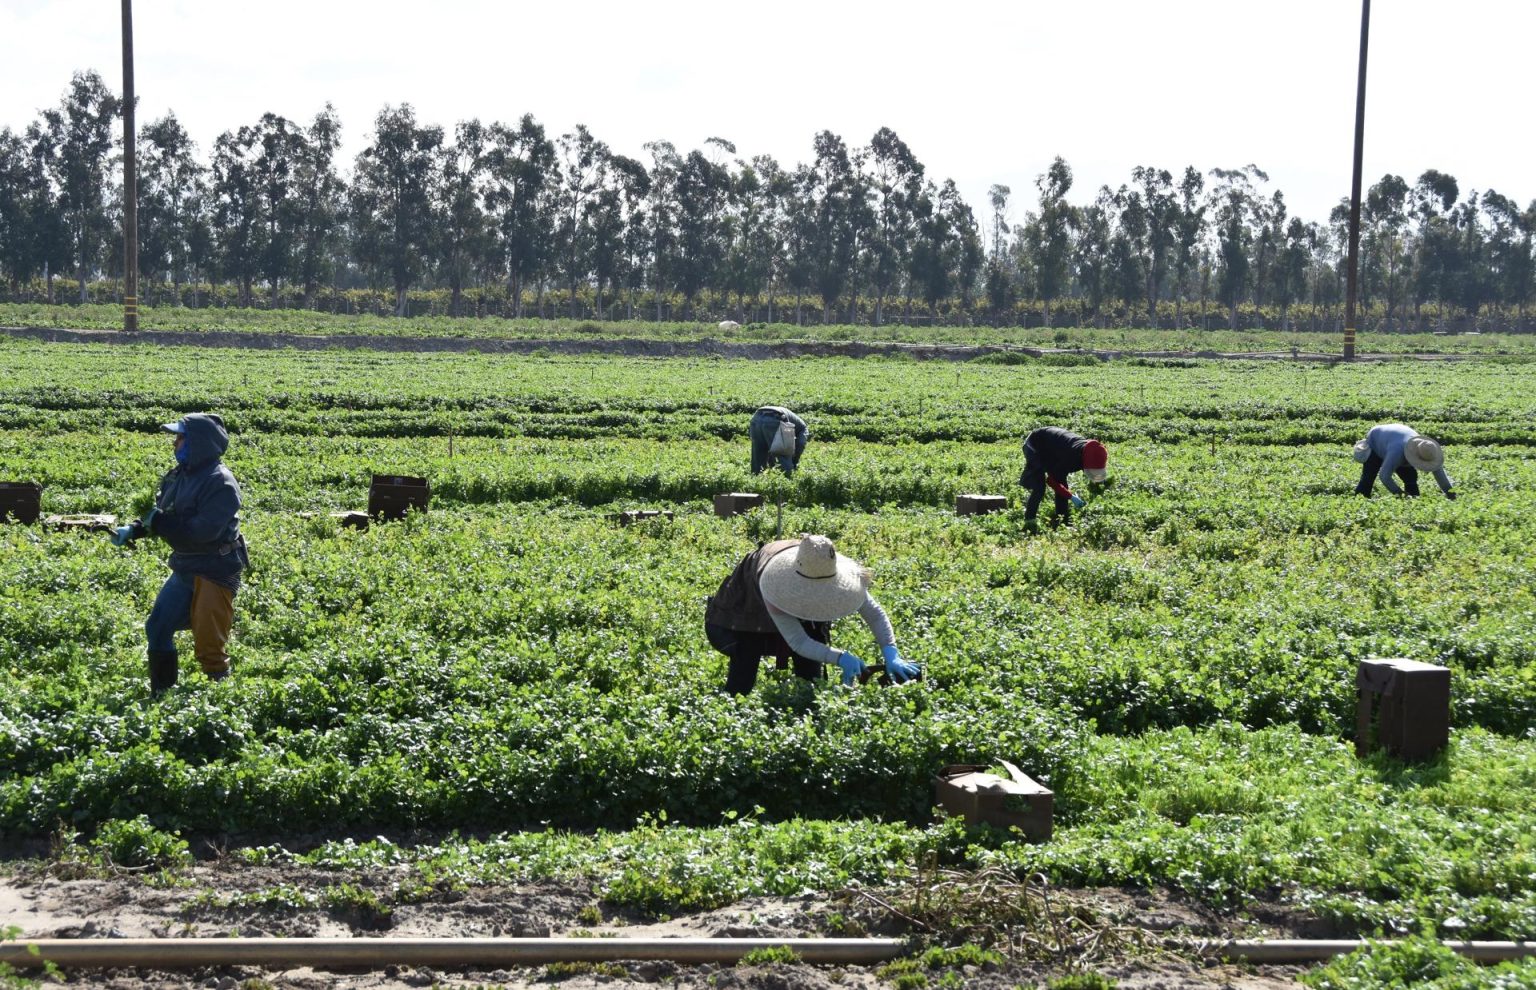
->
xmin=705 ymin=539 xmax=799 ymax=633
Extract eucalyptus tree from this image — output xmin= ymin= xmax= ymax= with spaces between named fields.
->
xmin=672 ymin=148 xmax=730 ymax=317
xmin=983 ymin=183 xmax=1013 ymax=321
xmin=1207 ymin=165 xmax=1267 ymax=329
xmin=1446 ymin=192 xmax=1489 ymax=322
xmin=806 ymin=130 xmax=869 ymax=324
xmin=210 ymin=124 xmax=262 ymax=305
xmin=1072 ymin=187 xmax=1114 ymax=327
xmin=136 ymin=114 xmax=205 ymax=301
xmin=351 ymin=104 xmax=443 ymax=316
xmin=0 ymin=126 xmax=61 ymax=292
xmin=1251 ymin=189 xmax=1287 ymax=322
xmin=35 ymin=71 xmax=121 ymax=303
xmin=949 ymin=185 xmax=984 ymax=321
xmin=722 ymin=153 xmax=783 ymax=320
xmin=1408 ymin=169 xmax=1459 ymax=327
xmin=1362 ymin=173 xmax=1410 ymax=330
xmin=590 ymin=153 xmax=647 ymax=318
xmin=551 ymin=125 xmax=609 ymax=317
xmin=1131 ymin=165 xmax=1176 ymax=325
xmin=641 ymin=140 xmax=681 ymax=320
xmin=1169 ymin=166 xmax=1205 ymax=329
xmin=863 ymin=127 xmax=924 ymax=326
xmin=1109 ymin=185 xmax=1147 ymax=321
xmin=293 ymin=105 xmax=343 ymax=311
xmin=485 ymin=114 xmax=555 ymax=318
xmin=438 ymin=119 xmax=493 ymax=317
xmin=252 ymin=113 xmax=305 ymax=307
xmin=1274 ymin=216 xmax=1310 ymax=331
xmin=1481 ymin=190 xmax=1535 ymax=326
xmin=1028 ymin=156 xmax=1075 ymax=328
xmin=783 ymin=162 xmax=817 ymax=324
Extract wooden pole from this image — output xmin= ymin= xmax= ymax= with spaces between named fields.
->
xmin=1342 ymin=0 xmax=1370 ymax=360
xmin=121 ymin=0 xmax=138 ymax=331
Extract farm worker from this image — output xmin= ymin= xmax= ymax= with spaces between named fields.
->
xmin=1353 ymin=423 xmax=1456 ymax=499
xmin=705 ymin=534 xmax=919 ymax=695
xmin=1018 ymin=427 xmax=1108 ymax=526
xmin=749 ymin=405 xmax=808 ymax=476
xmin=111 ymin=413 xmax=250 ymax=695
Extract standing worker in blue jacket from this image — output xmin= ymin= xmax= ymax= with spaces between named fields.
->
xmin=705 ymin=534 xmax=920 ymax=695
xmin=750 ymin=405 xmax=808 ymax=476
xmin=111 ymin=413 xmax=250 ymax=695
xmin=1019 ymin=427 xmax=1109 ymax=526
xmin=1353 ymin=423 xmax=1456 ymax=499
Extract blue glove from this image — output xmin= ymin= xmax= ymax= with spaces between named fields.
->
xmin=110 ymin=524 xmax=137 ymax=547
xmin=1069 ymin=493 xmax=1086 ymax=509
xmin=834 ymin=651 xmax=865 ymax=686
xmin=881 ymin=644 xmax=922 ymax=684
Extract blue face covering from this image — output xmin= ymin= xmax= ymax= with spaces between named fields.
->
xmin=174 ymin=440 xmax=189 ymax=464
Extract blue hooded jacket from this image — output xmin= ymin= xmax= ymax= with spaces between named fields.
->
xmin=149 ymin=413 xmax=248 ymax=590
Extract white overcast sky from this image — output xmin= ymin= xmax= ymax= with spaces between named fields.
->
xmin=2 ymin=0 xmax=1532 ymax=227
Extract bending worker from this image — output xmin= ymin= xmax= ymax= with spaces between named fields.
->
xmin=112 ymin=413 xmax=250 ymax=694
xmin=1019 ymin=426 xmax=1108 ymax=526
xmin=750 ymin=405 xmax=808 ymax=476
xmin=705 ymin=534 xmax=919 ymax=695
xmin=1353 ymin=423 xmax=1455 ymax=499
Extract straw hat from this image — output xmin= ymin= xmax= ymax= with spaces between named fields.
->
xmin=1353 ymin=439 xmax=1371 ymax=464
xmin=758 ymin=535 xmax=870 ymax=621
xmin=1404 ymin=436 xmax=1444 ymax=472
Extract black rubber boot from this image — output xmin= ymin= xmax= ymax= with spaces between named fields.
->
xmin=148 ymin=650 xmax=179 ymax=696
xmin=207 ymin=667 xmax=229 ymax=682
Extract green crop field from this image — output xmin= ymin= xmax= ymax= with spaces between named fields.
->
xmin=3 ymin=332 xmax=1536 ymax=973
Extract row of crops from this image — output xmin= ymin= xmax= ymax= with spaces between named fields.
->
xmin=3 ymin=335 xmax=1535 ymax=943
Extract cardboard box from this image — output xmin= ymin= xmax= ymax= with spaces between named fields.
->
xmin=933 ymin=761 xmax=1053 ymax=841
xmin=713 ymin=492 xmax=764 ymax=518
xmin=956 ymin=494 xmax=1008 ymax=516
xmin=368 ymin=474 xmax=430 ymax=521
xmin=1356 ymin=657 xmax=1450 ymax=761
xmin=0 ymin=482 xmax=42 ymax=524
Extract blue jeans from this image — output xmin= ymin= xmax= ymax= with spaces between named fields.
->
xmin=750 ymin=410 xmax=796 ymax=476
xmin=145 ymin=571 xmax=236 ymax=675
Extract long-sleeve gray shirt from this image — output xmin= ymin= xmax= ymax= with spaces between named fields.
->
xmin=1367 ymin=423 xmax=1453 ymax=495
xmin=766 ymin=594 xmax=894 ymax=665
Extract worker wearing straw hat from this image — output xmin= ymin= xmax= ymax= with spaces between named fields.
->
xmin=1353 ymin=423 xmax=1456 ymax=499
xmin=705 ymin=534 xmax=919 ymax=695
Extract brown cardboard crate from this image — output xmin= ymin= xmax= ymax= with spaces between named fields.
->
xmin=0 ymin=481 xmax=42 ymax=524
xmin=368 ymin=474 xmax=430 ymax=521
xmin=713 ymin=492 xmax=765 ymax=518
xmin=1356 ymin=657 xmax=1450 ymax=761
xmin=956 ymin=493 xmax=1008 ymax=516
xmin=610 ymin=509 xmax=675 ymax=526
xmin=43 ymin=513 xmax=117 ymax=533
xmin=933 ymin=761 xmax=1053 ymax=841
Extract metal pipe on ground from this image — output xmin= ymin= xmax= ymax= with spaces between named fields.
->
xmin=1207 ymin=940 xmax=1536 ymax=964
xmin=0 ymin=936 xmax=908 ymax=970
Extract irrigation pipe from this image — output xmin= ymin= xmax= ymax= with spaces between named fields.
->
xmin=1204 ymin=940 xmax=1536 ymax=964
xmin=0 ymin=936 xmax=907 ymax=970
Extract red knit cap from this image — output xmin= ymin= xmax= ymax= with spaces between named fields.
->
xmin=1082 ymin=440 xmax=1107 ymax=470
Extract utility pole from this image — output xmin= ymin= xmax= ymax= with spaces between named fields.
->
xmin=122 ymin=0 xmax=138 ymax=332
xmin=1342 ymin=0 xmax=1371 ymax=361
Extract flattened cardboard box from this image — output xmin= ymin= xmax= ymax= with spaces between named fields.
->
xmin=933 ymin=761 xmax=1052 ymax=841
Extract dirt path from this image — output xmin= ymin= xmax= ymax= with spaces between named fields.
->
xmin=1 ymin=864 xmax=1310 ymax=988
xmin=0 ymin=323 xmax=1423 ymax=364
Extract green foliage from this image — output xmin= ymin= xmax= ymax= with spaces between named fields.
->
xmin=738 ymin=945 xmax=803 ymax=965
xmin=879 ymin=944 xmax=1006 ymax=988
xmin=1049 ymin=974 xmax=1118 ymax=990
xmin=1301 ymin=936 xmax=1536 ymax=990
xmin=75 ymin=815 xmax=194 ymax=872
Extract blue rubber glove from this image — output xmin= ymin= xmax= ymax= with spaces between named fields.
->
xmin=881 ymin=644 xmax=922 ymax=684
xmin=110 ymin=524 xmax=137 ymax=547
xmin=834 ymin=651 xmax=865 ymax=686
xmin=1069 ymin=493 xmax=1086 ymax=509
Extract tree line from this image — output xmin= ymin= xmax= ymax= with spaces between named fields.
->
xmin=2 ymin=69 xmax=1533 ymax=331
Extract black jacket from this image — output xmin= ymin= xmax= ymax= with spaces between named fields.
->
xmin=150 ymin=413 xmax=248 ymax=590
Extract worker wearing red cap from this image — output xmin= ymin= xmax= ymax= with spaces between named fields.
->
xmin=1019 ymin=427 xmax=1108 ymax=526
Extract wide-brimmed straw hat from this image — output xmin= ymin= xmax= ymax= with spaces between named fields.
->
xmin=1353 ymin=439 xmax=1371 ymax=464
xmin=1404 ymin=436 xmax=1444 ymax=472
xmin=758 ymin=534 xmax=870 ymax=621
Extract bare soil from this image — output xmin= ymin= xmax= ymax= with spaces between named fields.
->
xmin=1 ymin=861 xmax=1312 ymax=989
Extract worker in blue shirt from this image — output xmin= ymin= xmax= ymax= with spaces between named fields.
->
xmin=1353 ymin=423 xmax=1456 ymax=499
